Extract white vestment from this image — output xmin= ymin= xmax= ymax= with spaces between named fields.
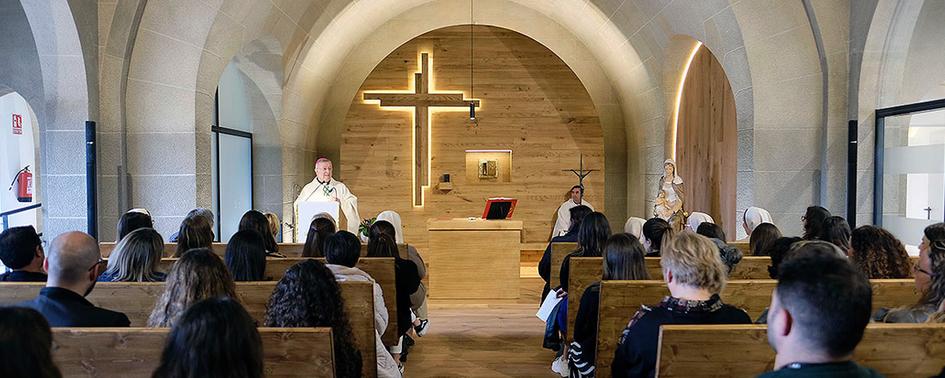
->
xmin=293 ymin=178 xmax=361 ymax=236
xmin=552 ymin=199 xmax=594 ymax=237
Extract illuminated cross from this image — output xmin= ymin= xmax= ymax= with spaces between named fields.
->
xmin=364 ymin=52 xmax=480 ymax=207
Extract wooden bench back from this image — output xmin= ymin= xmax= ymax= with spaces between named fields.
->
xmin=151 ymin=257 xmax=399 ymax=347
xmin=730 ymin=241 xmax=748 ymax=255
xmin=52 ymin=327 xmax=335 ymax=377
xmin=549 ymin=242 xmax=578 ymax=289
xmin=657 ymin=324 xmax=945 ymax=378
xmin=595 ymin=279 xmax=919 ymax=377
xmin=0 ymin=281 xmax=378 ymax=378
xmin=101 ymin=242 xmax=407 ymax=259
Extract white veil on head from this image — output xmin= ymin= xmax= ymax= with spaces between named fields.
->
xmin=663 ymin=159 xmax=683 ymax=185
xmin=624 ymin=217 xmax=646 ymax=239
xmin=687 ymin=212 xmax=715 ymax=231
xmin=375 ymin=210 xmax=404 ymax=244
xmin=743 ymin=207 xmax=773 ymax=232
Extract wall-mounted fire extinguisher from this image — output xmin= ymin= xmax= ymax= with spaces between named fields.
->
xmin=8 ymin=166 xmax=32 ymax=203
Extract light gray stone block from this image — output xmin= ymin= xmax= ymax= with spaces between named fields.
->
xmin=44 ymin=130 xmax=86 ymax=174
xmin=130 ymin=175 xmax=196 ymax=217
xmin=127 ymin=132 xmax=196 ymax=175
xmin=43 ymin=175 xmax=88 ymax=217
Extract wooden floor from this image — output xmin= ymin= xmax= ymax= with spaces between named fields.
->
xmin=406 ymin=276 xmax=559 ymax=377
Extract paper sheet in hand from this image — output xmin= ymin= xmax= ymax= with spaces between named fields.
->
xmin=297 ymin=201 xmax=339 ymax=243
xmin=536 ymin=290 xmax=563 ymax=321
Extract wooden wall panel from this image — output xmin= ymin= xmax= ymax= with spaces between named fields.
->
xmin=676 ymin=47 xmax=738 ymax=237
xmin=340 ymin=26 xmax=604 ymax=251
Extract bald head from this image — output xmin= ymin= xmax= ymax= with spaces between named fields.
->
xmin=46 ymin=232 xmax=101 ymax=284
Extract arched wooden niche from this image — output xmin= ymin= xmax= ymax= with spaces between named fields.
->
xmin=675 ymin=46 xmax=737 ymax=238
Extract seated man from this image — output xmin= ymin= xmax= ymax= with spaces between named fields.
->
xmin=612 ymin=231 xmax=751 ymax=377
xmin=0 ymin=226 xmax=47 ymax=282
xmin=19 ymin=231 xmax=130 ymax=327
xmin=761 ymin=243 xmax=881 ymax=377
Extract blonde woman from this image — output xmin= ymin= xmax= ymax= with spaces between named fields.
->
xmin=99 ymin=228 xmax=166 ymax=282
xmin=147 ymin=248 xmax=238 ymax=327
xmin=612 ymin=231 xmax=750 ymax=376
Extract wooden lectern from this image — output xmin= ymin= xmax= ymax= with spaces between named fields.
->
xmin=427 ymin=218 xmax=522 ymax=299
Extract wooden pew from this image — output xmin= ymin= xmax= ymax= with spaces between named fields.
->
xmin=52 ymin=327 xmax=335 ymax=377
xmin=730 ymin=241 xmax=749 ymax=255
xmin=548 ymin=242 xmax=578 ymax=289
xmin=657 ymin=323 xmax=945 ymax=378
xmin=0 ymin=281 xmax=379 ymax=378
xmin=101 ymin=242 xmax=407 ymax=259
xmin=595 ymin=279 xmax=919 ymax=377
xmin=151 ymin=256 xmax=399 ymax=347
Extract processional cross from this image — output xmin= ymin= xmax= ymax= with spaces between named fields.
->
xmin=562 ymin=154 xmax=598 ymax=188
xmin=364 ymin=53 xmax=480 ymax=207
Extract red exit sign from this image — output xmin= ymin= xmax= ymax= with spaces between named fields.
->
xmin=12 ymin=113 xmax=22 ymax=135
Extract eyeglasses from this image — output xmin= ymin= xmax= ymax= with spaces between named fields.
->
xmin=88 ymin=258 xmax=106 ymax=272
xmin=913 ymin=263 xmax=932 ymax=277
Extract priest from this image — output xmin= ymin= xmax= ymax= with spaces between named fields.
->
xmin=552 ymin=185 xmax=594 ymax=237
xmin=293 ymin=158 xmax=362 ymax=237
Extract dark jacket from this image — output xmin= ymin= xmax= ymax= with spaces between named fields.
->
xmin=18 ymin=287 xmax=131 ymax=327
xmin=394 ymin=258 xmax=421 ymax=337
xmin=612 ymin=294 xmax=751 ymax=378
xmin=0 ymin=270 xmax=47 ymax=282
xmin=538 ymin=232 xmax=579 ymax=301
xmin=756 ymin=361 xmax=884 ymax=378
xmin=568 ymin=281 xmax=602 ymax=376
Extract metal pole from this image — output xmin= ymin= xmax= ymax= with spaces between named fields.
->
xmin=86 ymin=121 xmax=98 ymax=238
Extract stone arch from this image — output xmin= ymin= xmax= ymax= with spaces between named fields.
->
xmin=1 ymin=0 xmax=90 ymax=236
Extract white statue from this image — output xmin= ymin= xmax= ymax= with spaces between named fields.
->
xmin=654 ymin=159 xmax=686 ymax=230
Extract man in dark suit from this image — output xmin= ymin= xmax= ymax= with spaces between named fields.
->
xmin=0 ymin=225 xmax=47 ymax=282
xmin=19 ymin=231 xmax=130 ymax=327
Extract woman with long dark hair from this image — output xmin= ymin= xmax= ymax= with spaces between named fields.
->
xmin=802 ymin=206 xmax=831 ymax=240
xmin=239 ymin=210 xmax=282 ymax=257
xmin=849 ymin=225 xmax=911 ymax=279
xmin=0 ymin=306 xmax=62 ymax=378
xmin=152 ymin=297 xmax=262 ymax=378
xmin=538 ymin=205 xmax=592 ymax=302
xmin=568 ymin=233 xmax=649 ymax=376
xmin=174 ymin=215 xmax=214 ymax=257
xmin=367 ymin=220 xmax=421 ymax=366
xmin=818 ymin=216 xmax=852 ymax=253
xmin=876 ymin=223 xmax=945 ymax=323
xmin=301 ymin=215 xmax=336 ymax=258
xmin=148 ymin=248 xmax=238 ymax=327
xmin=265 ymin=260 xmax=362 ymax=377
xmin=558 ymin=211 xmax=611 ymax=293
xmin=749 ymin=223 xmax=781 ymax=256
xmin=224 ymin=230 xmax=267 ymax=281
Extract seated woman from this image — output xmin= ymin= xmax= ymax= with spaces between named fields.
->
xmin=849 ymin=225 xmax=911 ymax=279
xmin=875 ymin=223 xmax=945 ymax=323
xmin=539 ymin=205 xmax=592 ymax=302
xmin=301 ymin=214 xmax=336 ymax=258
xmin=686 ymin=212 xmax=714 ymax=233
xmin=568 ymin=233 xmax=649 ymax=377
xmin=0 ymin=306 xmax=62 ymax=378
xmin=324 ymin=230 xmax=400 ymax=377
xmin=116 ymin=208 xmax=153 ymax=241
xmin=367 ymin=220 xmax=421 ymax=367
xmin=641 ymin=218 xmax=672 ymax=257
xmin=611 ymin=231 xmax=751 ymax=377
xmin=239 ymin=210 xmax=284 ymax=258
xmin=265 ymin=259 xmax=362 ymax=377
xmin=738 ymin=206 xmax=773 ymax=242
xmin=695 ymin=222 xmax=742 ymax=274
xmin=263 ymin=212 xmax=281 ymax=242
xmin=148 ymin=248 xmax=238 ymax=327
xmin=152 ymin=297 xmax=262 ymax=378
xmin=173 ymin=215 xmax=213 ymax=257
xmin=376 ymin=210 xmax=431 ymax=336
xmin=99 ymin=228 xmax=166 ymax=282
xmin=224 ymin=230 xmax=267 ymax=281
xmin=818 ymin=216 xmax=852 ymax=254
xmin=748 ymin=223 xmax=781 ymax=256
xmin=623 ymin=217 xmax=646 ymax=240
xmin=802 ymin=206 xmax=831 ymax=240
